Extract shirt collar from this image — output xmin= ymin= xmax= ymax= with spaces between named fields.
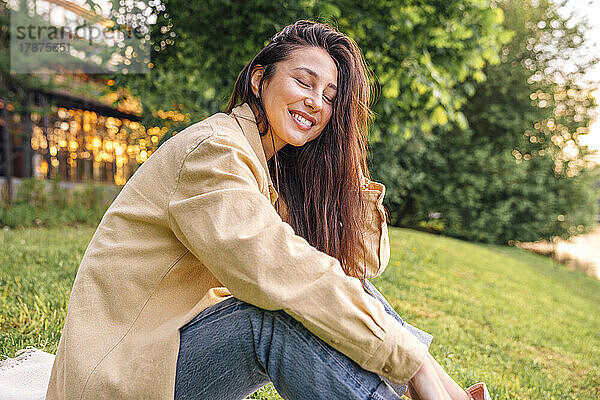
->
xmin=229 ymin=102 xmax=279 ymax=205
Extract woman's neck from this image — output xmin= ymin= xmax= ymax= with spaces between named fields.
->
xmin=261 ymin=131 xmax=287 ymax=161
xmin=249 ymin=103 xmax=287 ymax=161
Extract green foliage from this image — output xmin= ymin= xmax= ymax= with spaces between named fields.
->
xmin=348 ymin=1 xmax=512 ymax=142
xmin=49 ymin=178 xmax=70 ymax=208
xmin=417 ymin=218 xmax=445 ymax=234
xmin=0 ymin=203 xmax=107 ymax=228
xmin=2 ymin=226 xmax=600 ymax=399
xmin=71 ymin=181 xmax=110 ymax=210
xmin=15 ymin=177 xmax=47 ymax=208
xmin=102 ymin=0 xmax=509 ymax=143
xmin=377 ymin=0 xmax=600 ymax=243
xmin=0 ymin=178 xmax=117 ymax=228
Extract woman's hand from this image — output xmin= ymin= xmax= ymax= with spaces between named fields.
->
xmin=408 ymin=356 xmax=452 ymax=400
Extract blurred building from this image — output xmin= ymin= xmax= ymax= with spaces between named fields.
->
xmin=1 ymin=0 xmax=168 ymax=190
xmin=1 ymin=79 xmax=167 ymax=187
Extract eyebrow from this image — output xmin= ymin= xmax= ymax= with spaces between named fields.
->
xmin=292 ymin=67 xmax=337 ymax=91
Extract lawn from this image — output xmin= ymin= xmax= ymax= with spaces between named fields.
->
xmin=1 ymin=225 xmax=599 ymax=399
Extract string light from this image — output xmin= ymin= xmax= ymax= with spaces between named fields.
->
xmin=29 ymin=106 xmax=166 ymax=185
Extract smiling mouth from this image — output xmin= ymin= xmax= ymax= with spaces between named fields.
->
xmin=289 ymin=111 xmax=314 ymax=128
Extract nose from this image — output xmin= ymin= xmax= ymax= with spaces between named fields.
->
xmin=305 ymin=94 xmax=322 ymax=112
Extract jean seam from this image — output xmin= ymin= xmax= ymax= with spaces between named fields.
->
xmin=270 ymin=311 xmax=373 ymax=396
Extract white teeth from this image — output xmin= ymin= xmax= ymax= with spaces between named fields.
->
xmin=291 ymin=112 xmax=313 ymax=127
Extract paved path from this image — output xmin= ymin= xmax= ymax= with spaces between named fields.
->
xmin=516 ymin=226 xmax=600 ymax=280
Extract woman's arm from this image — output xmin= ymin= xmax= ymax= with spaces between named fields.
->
xmin=168 ymin=132 xmax=428 ymax=386
xmin=409 ymin=359 xmax=453 ymax=400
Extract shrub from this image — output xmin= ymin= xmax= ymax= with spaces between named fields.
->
xmin=0 ymin=178 xmax=117 ymax=229
xmin=15 ymin=178 xmax=47 ymax=208
xmin=71 ymin=182 xmax=107 ymax=210
xmin=48 ymin=178 xmax=71 ymax=208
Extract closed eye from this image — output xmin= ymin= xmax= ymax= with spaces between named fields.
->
xmin=295 ymin=78 xmax=310 ymax=87
xmin=296 ymin=78 xmax=335 ymax=103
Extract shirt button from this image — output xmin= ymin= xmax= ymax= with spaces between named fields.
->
xmin=331 ymin=339 xmax=340 ymax=344
xmin=382 ymin=364 xmax=392 ymax=374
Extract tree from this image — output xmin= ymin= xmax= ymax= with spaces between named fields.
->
xmin=101 ymin=0 xmax=509 ymax=149
xmin=394 ymin=0 xmax=599 ymax=243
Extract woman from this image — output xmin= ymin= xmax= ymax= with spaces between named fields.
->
xmin=46 ymin=20 xmax=489 ymax=400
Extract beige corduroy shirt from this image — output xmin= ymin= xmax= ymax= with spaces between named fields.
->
xmin=46 ymin=102 xmax=427 ymax=399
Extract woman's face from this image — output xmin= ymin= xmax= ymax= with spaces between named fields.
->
xmin=251 ymin=46 xmax=338 ymax=153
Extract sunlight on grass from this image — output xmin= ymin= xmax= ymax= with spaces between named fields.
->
xmin=1 ymin=226 xmax=599 ymax=399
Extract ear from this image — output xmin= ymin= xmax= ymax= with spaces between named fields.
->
xmin=250 ymin=65 xmax=265 ymax=98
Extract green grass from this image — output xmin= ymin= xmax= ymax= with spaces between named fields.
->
xmin=1 ymin=226 xmax=599 ymax=399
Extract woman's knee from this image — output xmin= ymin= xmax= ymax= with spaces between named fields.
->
xmin=179 ymin=298 xmax=404 ymax=399
xmin=250 ymin=307 xmax=403 ymax=399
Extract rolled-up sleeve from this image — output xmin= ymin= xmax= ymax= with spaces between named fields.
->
xmin=359 ymin=176 xmax=391 ymax=279
xmin=167 ymin=132 xmax=427 ymax=384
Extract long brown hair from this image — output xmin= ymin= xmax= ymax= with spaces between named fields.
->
xmin=226 ymin=20 xmax=379 ymax=280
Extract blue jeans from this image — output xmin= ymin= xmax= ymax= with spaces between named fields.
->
xmin=175 ymin=279 xmax=433 ymax=400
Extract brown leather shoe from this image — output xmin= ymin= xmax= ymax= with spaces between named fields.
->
xmin=465 ymin=382 xmax=492 ymax=400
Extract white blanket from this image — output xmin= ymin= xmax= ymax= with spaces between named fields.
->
xmin=0 ymin=347 xmax=55 ymax=400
